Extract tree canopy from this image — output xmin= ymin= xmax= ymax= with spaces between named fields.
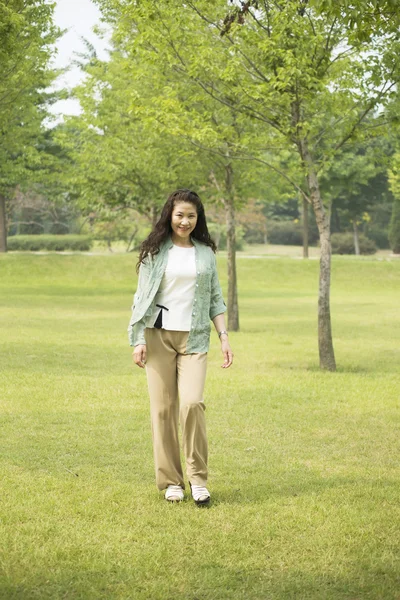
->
xmin=0 ymin=0 xmax=61 ymax=251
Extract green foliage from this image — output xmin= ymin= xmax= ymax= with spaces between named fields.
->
xmin=98 ymin=0 xmax=400 ymax=218
xmin=0 ymin=1 xmax=61 ymax=193
xmin=388 ymin=152 xmax=400 ymax=253
xmin=331 ymin=233 xmax=377 ymax=255
xmin=63 ymin=49 xmax=212 ymax=217
xmin=321 ymin=140 xmax=394 ymax=233
xmin=71 ymin=1 xmax=293 ymax=225
xmin=364 ymin=225 xmax=390 ymax=249
xmin=7 ymin=235 xmax=93 ymax=252
xmin=267 ymin=221 xmax=319 ymax=246
xmin=243 ymin=228 xmax=265 ymax=244
xmin=0 ymin=1 xmax=63 ymax=252
xmin=208 ymin=223 xmax=245 ymax=251
xmin=388 ymin=197 xmax=400 ymax=254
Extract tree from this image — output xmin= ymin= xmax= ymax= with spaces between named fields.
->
xmin=61 ymin=44 xmax=211 ymax=227
xmin=0 ymin=0 xmax=61 ymax=252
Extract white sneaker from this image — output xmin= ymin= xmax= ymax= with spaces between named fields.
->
xmin=165 ymin=485 xmax=184 ymax=502
xmin=190 ymin=483 xmax=210 ymax=505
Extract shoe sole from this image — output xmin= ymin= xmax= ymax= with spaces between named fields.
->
xmin=194 ymin=497 xmax=210 ymax=506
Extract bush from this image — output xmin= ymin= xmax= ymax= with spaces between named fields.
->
xmin=388 ymin=197 xmax=400 ymax=254
xmin=331 ymin=233 xmax=377 ymax=255
xmin=7 ymin=235 xmax=93 ymax=252
xmin=364 ymin=225 xmax=390 ymax=249
xmin=243 ymin=228 xmax=266 ymax=244
xmin=207 ymin=224 xmax=245 ymax=251
xmin=267 ymin=221 xmax=319 ymax=246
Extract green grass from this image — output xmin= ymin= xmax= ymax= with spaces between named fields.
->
xmin=0 ymin=253 xmax=399 ymax=600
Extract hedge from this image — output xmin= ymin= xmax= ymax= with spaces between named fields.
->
xmin=267 ymin=221 xmax=319 ymax=246
xmin=331 ymin=233 xmax=377 ymax=255
xmin=7 ymin=235 xmax=93 ymax=252
xmin=364 ymin=226 xmax=390 ymax=249
xmin=208 ymin=224 xmax=245 ymax=251
xmin=388 ymin=197 xmax=400 ymax=254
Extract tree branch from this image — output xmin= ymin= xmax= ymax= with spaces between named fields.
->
xmin=335 ymin=76 xmax=398 ymax=151
xmin=185 ymin=136 xmax=310 ymax=202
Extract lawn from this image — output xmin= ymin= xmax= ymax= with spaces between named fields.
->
xmin=0 ymin=252 xmax=399 ymax=599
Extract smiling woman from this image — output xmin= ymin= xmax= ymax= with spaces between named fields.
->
xmin=128 ymin=189 xmax=233 ymax=505
xmin=170 ymin=202 xmax=198 ymax=242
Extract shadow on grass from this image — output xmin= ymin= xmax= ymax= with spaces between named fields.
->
xmin=305 ymin=361 xmax=400 ymax=375
xmin=209 ymin=472 xmax=399 ymax=506
xmin=305 ymin=364 xmax=371 ymax=374
xmin=184 ymin=563 xmax=400 ymax=600
xmin=1 ymin=551 xmax=398 ymax=600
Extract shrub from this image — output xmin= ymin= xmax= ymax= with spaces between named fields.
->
xmin=7 ymin=235 xmax=93 ymax=252
xmin=243 ymin=228 xmax=266 ymax=244
xmin=331 ymin=233 xmax=377 ymax=255
xmin=388 ymin=197 xmax=400 ymax=254
xmin=364 ymin=225 xmax=390 ymax=249
xmin=207 ymin=224 xmax=245 ymax=250
xmin=267 ymin=221 xmax=319 ymax=246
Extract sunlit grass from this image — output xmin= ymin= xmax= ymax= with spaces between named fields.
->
xmin=0 ymin=253 xmax=399 ymax=599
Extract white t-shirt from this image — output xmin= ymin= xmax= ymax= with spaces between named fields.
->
xmin=146 ymin=244 xmax=196 ymax=331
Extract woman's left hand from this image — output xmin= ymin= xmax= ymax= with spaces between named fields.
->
xmin=221 ymin=338 xmax=233 ymax=368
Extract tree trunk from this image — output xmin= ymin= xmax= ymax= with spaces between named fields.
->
xmin=0 ymin=195 xmax=7 ymax=253
xmin=300 ymin=141 xmax=336 ymax=371
xmin=126 ymin=225 xmax=138 ymax=252
xmin=353 ymin=220 xmax=360 ymax=255
xmin=302 ymin=195 xmax=309 ymax=259
xmin=151 ymin=204 xmax=158 ymax=229
xmin=224 ymin=163 xmax=239 ymax=331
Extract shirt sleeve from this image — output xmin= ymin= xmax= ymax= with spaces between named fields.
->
xmin=128 ymin=258 xmax=151 ymax=346
xmin=209 ymin=254 xmax=227 ymax=320
xmin=130 ymin=319 xmax=146 ymax=346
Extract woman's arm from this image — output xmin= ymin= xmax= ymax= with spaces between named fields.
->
xmin=212 ymin=313 xmax=233 ymax=369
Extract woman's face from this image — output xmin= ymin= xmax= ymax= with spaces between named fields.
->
xmin=170 ymin=201 xmax=198 ymax=240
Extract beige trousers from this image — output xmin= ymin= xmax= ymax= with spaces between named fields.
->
xmin=145 ymin=328 xmax=208 ymax=490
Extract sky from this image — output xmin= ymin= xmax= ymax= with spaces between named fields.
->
xmin=50 ymin=0 xmax=110 ymax=121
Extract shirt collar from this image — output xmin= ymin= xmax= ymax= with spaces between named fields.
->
xmin=165 ymin=234 xmax=199 ymax=249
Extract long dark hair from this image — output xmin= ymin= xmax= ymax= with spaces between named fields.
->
xmin=137 ymin=189 xmax=216 ymax=270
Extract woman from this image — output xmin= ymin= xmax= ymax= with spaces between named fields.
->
xmin=128 ymin=189 xmax=233 ymax=505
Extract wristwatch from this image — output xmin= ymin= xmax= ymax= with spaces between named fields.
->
xmin=218 ymin=330 xmax=228 ymax=338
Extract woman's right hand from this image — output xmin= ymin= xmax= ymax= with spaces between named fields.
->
xmin=133 ymin=344 xmax=147 ymax=368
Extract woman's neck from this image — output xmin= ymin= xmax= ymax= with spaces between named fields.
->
xmin=171 ymin=233 xmax=193 ymax=248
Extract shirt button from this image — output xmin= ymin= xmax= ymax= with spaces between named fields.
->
xmin=196 ymin=284 xmax=199 ymax=287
